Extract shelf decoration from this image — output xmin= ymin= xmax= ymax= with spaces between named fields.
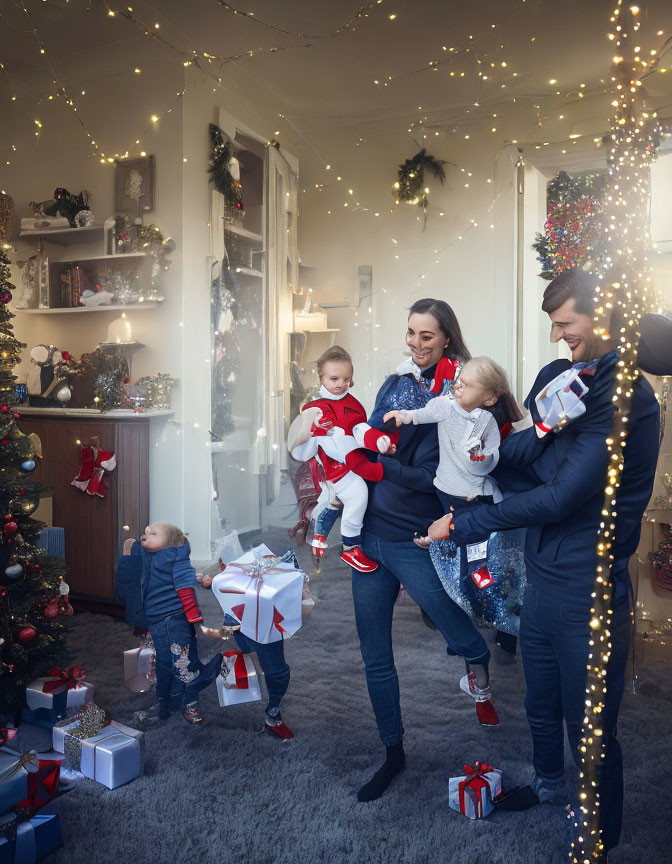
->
xmin=132 ymin=374 xmax=176 ymax=411
xmin=26 ymin=345 xmax=82 ymax=406
xmin=649 ymin=522 xmax=672 ymax=592
xmin=393 ymin=148 xmax=446 ymax=225
xmin=79 ymin=347 xmax=131 ymax=412
xmin=208 ymin=123 xmax=244 ymax=221
xmin=28 ymin=188 xmax=92 ymax=228
xmin=293 ymin=293 xmax=327 ymax=332
xmin=112 ymin=215 xmax=174 ymax=300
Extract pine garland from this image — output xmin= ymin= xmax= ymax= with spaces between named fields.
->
xmin=393 ymin=149 xmax=446 ymax=223
xmin=208 ymin=123 xmax=244 ymax=214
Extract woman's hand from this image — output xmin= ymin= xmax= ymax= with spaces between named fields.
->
xmin=428 ymin=513 xmax=454 ymax=541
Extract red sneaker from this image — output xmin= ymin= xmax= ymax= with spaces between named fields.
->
xmin=264 ymin=717 xmax=294 ymax=740
xmin=341 ymin=545 xmax=379 ymax=573
xmin=459 ymin=672 xmax=500 ymax=726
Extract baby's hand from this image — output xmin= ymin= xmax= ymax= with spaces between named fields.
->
xmin=377 ymin=435 xmax=391 ymax=453
xmin=383 ymin=410 xmax=411 ymax=427
xmin=413 ymin=535 xmax=432 ymax=549
xmin=196 ymin=573 xmax=213 ymax=589
xmin=123 ymin=538 xmax=136 ymax=555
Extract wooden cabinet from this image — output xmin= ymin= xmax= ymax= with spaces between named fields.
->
xmin=19 ymin=412 xmax=150 ymax=612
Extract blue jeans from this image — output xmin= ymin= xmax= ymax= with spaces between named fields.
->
xmin=233 ymin=631 xmax=290 ymax=716
xmin=149 ymin=613 xmax=222 ymax=710
xmin=520 ymin=584 xmax=630 ymax=851
xmin=352 ymin=531 xmax=490 ymax=746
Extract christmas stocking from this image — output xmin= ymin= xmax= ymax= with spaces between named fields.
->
xmin=86 ymin=448 xmax=116 ymax=498
xmin=71 ymin=446 xmax=95 ymax=492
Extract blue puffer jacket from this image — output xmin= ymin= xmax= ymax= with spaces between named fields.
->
xmin=450 ymin=352 xmax=660 ymax=604
xmin=114 ymin=540 xmax=198 ymax=626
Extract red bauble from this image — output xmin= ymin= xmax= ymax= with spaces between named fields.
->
xmin=3 ymin=518 xmax=18 ymax=538
xmin=44 ymin=599 xmax=59 ymax=619
xmin=17 ymin=626 xmax=37 ymax=645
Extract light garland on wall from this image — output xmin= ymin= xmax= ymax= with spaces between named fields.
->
xmin=571 ymin=3 xmax=661 ymax=862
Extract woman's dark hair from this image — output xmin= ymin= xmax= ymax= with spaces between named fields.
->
xmin=408 ymin=298 xmax=471 ymax=362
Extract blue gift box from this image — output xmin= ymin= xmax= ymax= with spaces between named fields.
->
xmin=35 ymin=528 xmax=65 ymax=560
xmin=0 ymin=813 xmax=63 ymax=864
xmin=0 ymin=750 xmax=30 ymax=817
xmin=21 ymin=688 xmax=68 ymax=732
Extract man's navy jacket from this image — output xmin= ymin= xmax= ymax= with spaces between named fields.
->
xmin=450 ymin=352 xmax=660 ymax=605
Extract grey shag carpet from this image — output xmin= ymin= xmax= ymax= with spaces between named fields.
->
xmin=11 ymin=528 xmax=672 ymax=864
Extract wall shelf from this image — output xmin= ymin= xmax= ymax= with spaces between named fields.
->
xmin=19 ymin=226 xmax=104 ymax=246
xmin=224 ymin=223 xmax=263 ymax=244
xmin=16 ymin=302 xmax=162 ymax=314
xmin=235 ymin=267 xmax=263 ymax=278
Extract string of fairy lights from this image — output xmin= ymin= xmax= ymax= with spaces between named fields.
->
xmin=570 ymin=4 xmax=661 ymax=862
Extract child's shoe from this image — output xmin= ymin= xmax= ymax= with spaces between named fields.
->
xmin=341 ymin=545 xmax=378 ymax=573
xmin=183 ymin=701 xmax=204 ymax=725
xmin=459 ymin=671 xmax=500 ymax=726
xmin=311 ymin=533 xmax=328 ymax=557
xmin=263 ymin=711 xmax=294 ymax=740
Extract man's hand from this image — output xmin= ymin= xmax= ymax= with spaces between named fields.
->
xmin=428 ymin=513 xmax=454 ymax=541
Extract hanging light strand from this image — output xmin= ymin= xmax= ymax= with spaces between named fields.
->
xmin=572 ymin=4 xmax=661 ymax=861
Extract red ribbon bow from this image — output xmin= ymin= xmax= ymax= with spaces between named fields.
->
xmin=42 ymin=665 xmax=86 ymax=694
xmin=458 ymin=762 xmax=495 ymax=818
xmin=222 ymin=650 xmax=249 ymax=689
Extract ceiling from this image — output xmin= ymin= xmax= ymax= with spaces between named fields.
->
xmin=1 ymin=0 xmax=672 ymax=168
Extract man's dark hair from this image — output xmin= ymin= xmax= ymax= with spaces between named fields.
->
xmin=541 ymin=268 xmax=598 ymax=316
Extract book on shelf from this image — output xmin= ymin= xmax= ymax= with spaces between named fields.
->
xmin=59 ymin=264 xmax=91 ymax=307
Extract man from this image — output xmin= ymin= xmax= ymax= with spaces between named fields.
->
xmin=430 ymin=268 xmax=660 ymax=857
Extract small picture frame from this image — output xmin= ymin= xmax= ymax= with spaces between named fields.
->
xmin=115 ymin=156 xmax=155 ymax=218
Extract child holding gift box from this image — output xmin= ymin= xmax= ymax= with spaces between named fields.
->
xmin=384 ymin=357 xmax=522 ymax=722
xmin=117 ymin=522 xmax=223 ymax=725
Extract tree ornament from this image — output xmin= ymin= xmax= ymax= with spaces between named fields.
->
xmin=4 ymin=563 xmax=23 ymax=581
xmin=393 ymin=148 xmax=446 ymax=226
xmin=3 ymin=517 xmax=18 ymax=538
xmin=17 ymin=626 xmax=37 ymax=645
xmin=56 ymin=386 xmax=72 ymax=404
xmin=20 ymin=459 xmax=36 ymax=472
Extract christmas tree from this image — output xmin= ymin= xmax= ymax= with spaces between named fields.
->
xmin=532 ymin=170 xmax=609 ymax=279
xmin=0 ymin=246 xmax=67 ymax=720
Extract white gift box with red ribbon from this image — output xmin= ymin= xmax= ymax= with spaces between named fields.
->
xmin=216 ymin=650 xmax=262 ymax=707
xmin=212 ymin=544 xmax=304 ymax=645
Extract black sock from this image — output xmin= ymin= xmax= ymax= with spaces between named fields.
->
xmin=494 ymin=785 xmax=540 ymax=812
xmin=495 ymin=630 xmax=518 ymax=655
xmin=357 ymin=742 xmax=405 ymax=802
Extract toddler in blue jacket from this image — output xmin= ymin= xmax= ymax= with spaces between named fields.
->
xmin=116 ymin=521 xmax=223 ymax=724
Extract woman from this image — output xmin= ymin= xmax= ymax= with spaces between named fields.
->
xmin=353 ymin=298 xmax=497 ymax=804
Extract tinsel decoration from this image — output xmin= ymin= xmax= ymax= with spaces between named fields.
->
xmin=532 ymin=170 xmax=609 ymax=279
xmin=211 ymin=264 xmax=239 ymax=438
xmin=29 ymin=188 xmax=91 ymax=227
xmin=67 ymin=703 xmax=108 ymax=739
xmin=97 ymin=267 xmax=138 ymax=305
xmin=134 ymin=374 xmax=175 ymax=410
xmin=208 ymin=123 xmax=244 ymax=217
xmin=113 ymin=215 xmax=175 ymax=298
xmin=79 ymin=347 xmax=131 ymax=412
xmin=393 ymin=149 xmax=446 ymax=224
xmin=648 ymin=522 xmax=672 ymax=592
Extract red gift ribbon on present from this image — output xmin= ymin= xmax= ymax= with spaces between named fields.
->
xmin=41 ymin=665 xmax=86 ymax=694
xmin=14 ymin=758 xmax=61 ymax=816
xmin=458 ymin=761 xmax=495 ymax=819
xmin=222 ymin=650 xmax=249 ymax=689
xmin=220 ymin=558 xmax=290 ymax=642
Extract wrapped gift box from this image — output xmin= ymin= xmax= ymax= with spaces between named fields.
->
xmin=52 ymin=719 xmax=143 ymax=790
xmin=0 ymin=750 xmax=37 ymax=816
xmin=23 ymin=672 xmax=94 ymax=729
xmin=448 ymin=762 xmax=502 ymax=820
xmin=123 ymin=646 xmax=155 ymax=693
xmin=212 ymin=545 xmax=304 ymax=644
xmin=35 ymin=528 xmax=65 ymax=560
xmin=216 ymin=650 xmax=262 ymax=707
xmin=0 ymin=813 xmax=63 ymax=864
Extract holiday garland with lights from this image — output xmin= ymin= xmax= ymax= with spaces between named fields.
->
xmin=0 ymin=246 xmax=67 ymax=719
xmin=393 ymin=148 xmax=446 ymax=224
xmin=572 ymin=4 xmax=662 ymax=862
xmin=533 ymin=170 xmax=609 ymax=279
